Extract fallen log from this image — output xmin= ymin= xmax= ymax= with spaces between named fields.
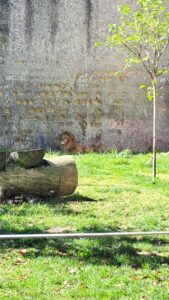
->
xmin=0 ymin=156 xmax=78 ymax=199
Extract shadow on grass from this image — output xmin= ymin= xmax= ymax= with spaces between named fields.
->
xmin=0 ymin=193 xmax=168 ymax=269
xmin=53 ymin=193 xmax=97 ymax=203
xmin=0 ymin=192 xmax=97 ymax=219
xmin=1 ymin=192 xmax=97 ymax=205
xmin=0 ymin=222 xmax=168 ymax=269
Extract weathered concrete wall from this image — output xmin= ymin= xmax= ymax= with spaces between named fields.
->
xmin=0 ymin=0 xmax=169 ymax=151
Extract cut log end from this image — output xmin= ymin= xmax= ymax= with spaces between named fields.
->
xmin=0 ymin=155 xmax=78 ymax=199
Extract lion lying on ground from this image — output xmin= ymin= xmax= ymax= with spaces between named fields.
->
xmin=58 ymin=131 xmax=91 ymax=154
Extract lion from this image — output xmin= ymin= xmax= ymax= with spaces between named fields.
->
xmin=58 ymin=131 xmax=91 ymax=154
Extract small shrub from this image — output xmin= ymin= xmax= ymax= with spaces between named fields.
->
xmin=118 ymin=149 xmax=132 ymax=158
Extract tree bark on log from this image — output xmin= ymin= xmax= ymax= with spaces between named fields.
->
xmin=0 ymin=156 xmax=78 ymax=199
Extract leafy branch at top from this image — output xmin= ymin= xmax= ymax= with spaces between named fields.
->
xmin=97 ymin=0 xmax=169 ymax=95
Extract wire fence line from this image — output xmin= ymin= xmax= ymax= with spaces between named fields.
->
xmin=0 ymin=231 xmax=169 ymax=240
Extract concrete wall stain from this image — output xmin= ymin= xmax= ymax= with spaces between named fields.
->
xmin=85 ymin=0 xmax=92 ymax=49
xmin=25 ymin=0 xmax=34 ymax=47
xmin=50 ymin=0 xmax=60 ymax=45
xmin=0 ymin=0 xmax=10 ymax=37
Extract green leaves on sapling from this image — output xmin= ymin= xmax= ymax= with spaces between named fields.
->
xmin=108 ymin=23 xmax=117 ymax=33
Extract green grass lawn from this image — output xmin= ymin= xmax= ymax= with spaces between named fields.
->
xmin=0 ymin=151 xmax=169 ymax=299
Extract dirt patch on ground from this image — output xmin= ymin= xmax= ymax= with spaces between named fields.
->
xmin=46 ymin=226 xmax=74 ymax=233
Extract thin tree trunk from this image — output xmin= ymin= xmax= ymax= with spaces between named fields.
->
xmin=152 ymin=82 xmax=156 ymax=181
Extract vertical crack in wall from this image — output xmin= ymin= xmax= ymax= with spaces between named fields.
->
xmin=50 ymin=0 xmax=60 ymax=45
xmin=25 ymin=0 xmax=34 ymax=48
